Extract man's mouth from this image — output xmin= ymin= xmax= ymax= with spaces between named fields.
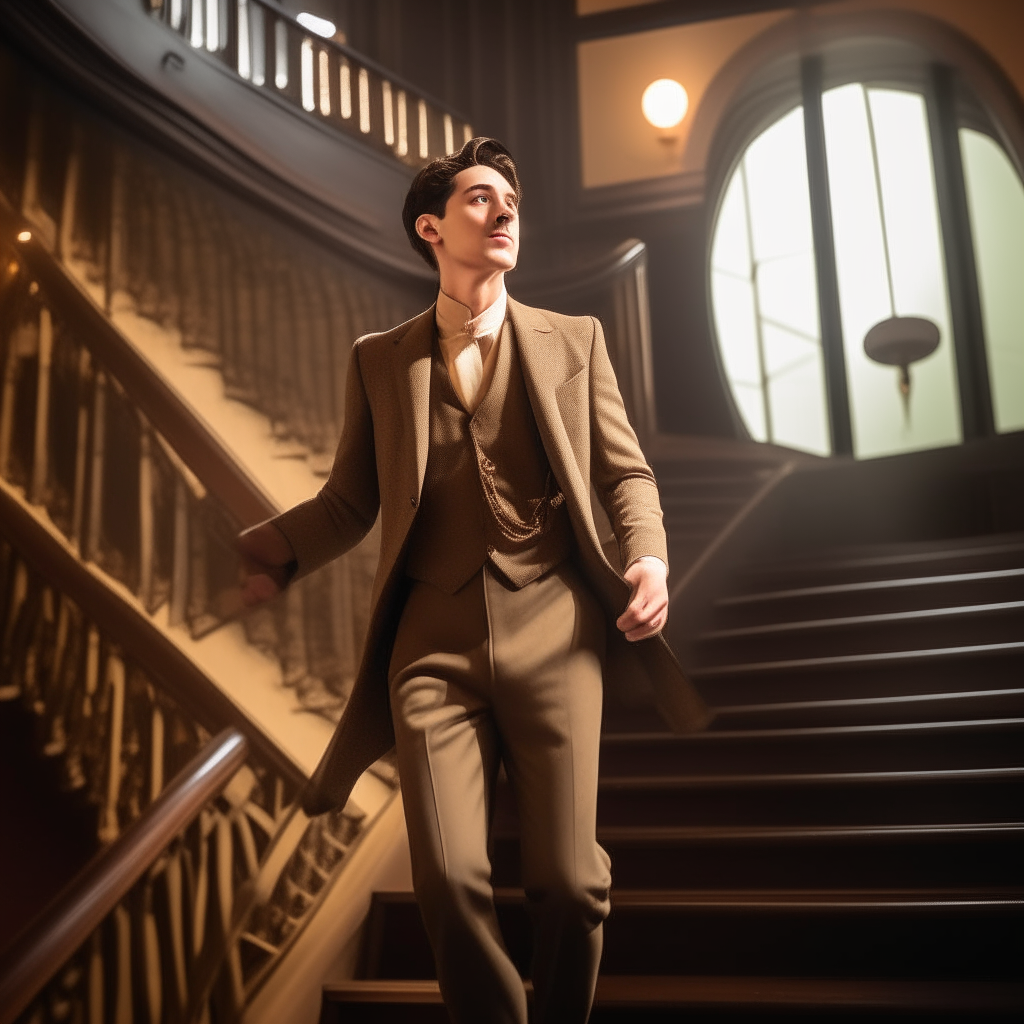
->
xmin=490 ymin=232 xmax=513 ymax=242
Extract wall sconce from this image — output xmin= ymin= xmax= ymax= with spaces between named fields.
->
xmin=642 ymin=78 xmax=689 ymax=141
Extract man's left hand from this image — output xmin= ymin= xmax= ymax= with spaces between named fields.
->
xmin=616 ymin=557 xmax=669 ymax=641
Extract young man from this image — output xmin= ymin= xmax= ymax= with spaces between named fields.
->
xmin=238 ymin=138 xmax=707 ymax=1024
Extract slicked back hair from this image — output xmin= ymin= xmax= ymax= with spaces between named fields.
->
xmin=402 ymin=137 xmax=521 ymax=270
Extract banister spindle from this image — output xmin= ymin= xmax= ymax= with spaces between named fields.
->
xmin=138 ymin=417 xmax=155 ymax=607
xmin=86 ymin=370 xmax=106 ymax=564
xmin=57 ymin=126 xmax=81 ymax=264
xmin=99 ymin=650 xmax=127 ymax=844
xmin=70 ymin=347 xmax=92 ymax=553
xmin=30 ymin=306 xmax=53 ymax=506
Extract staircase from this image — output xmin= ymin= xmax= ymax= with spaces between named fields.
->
xmin=323 ymin=473 xmax=1024 ymax=1020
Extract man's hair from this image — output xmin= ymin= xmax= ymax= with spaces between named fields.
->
xmin=402 ymin=137 xmax=521 ymax=270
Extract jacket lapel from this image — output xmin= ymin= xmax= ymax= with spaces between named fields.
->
xmin=507 ymin=297 xmax=589 ymax=510
xmin=392 ymin=305 xmax=435 ymax=502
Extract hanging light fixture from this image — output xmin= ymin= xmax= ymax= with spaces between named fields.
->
xmin=861 ymin=103 xmax=940 ymax=420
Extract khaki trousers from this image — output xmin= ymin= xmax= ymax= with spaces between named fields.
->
xmin=388 ymin=562 xmax=611 ymax=1024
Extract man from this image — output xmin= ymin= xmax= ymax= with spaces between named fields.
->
xmin=238 ymin=137 xmax=707 ymax=1024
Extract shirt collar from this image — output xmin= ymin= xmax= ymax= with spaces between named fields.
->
xmin=435 ymin=285 xmax=507 ymax=342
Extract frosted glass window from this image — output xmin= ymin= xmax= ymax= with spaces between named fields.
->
xmin=961 ymin=129 xmax=1024 ymax=433
xmin=710 ymin=107 xmax=829 ymax=455
xmin=823 ymin=85 xmax=961 ymax=458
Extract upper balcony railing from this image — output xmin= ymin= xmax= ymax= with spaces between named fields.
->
xmin=146 ymin=0 xmax=474 ymax=167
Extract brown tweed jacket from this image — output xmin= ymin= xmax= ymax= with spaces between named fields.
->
xmin=272 ymin=297 xmax=708 ymax=815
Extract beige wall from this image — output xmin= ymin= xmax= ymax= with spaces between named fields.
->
xmin=577 ymin=0 xmax=1024 ymax=190
xmin=577 ymin=10 xmax=786 ymax=188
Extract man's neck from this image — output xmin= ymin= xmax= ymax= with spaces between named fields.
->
xmin=436 ymin=270 xmax=506 ymax=318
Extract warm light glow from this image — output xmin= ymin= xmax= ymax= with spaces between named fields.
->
xmin=16 ymin=230 xmax=31 ymax=242
xmin=296 ymin=12 xmax=336 ymax=38
xmin=641 ymin=79 xmax=688 ymax=130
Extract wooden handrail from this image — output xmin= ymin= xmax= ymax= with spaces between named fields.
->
xmin=0 ymin=728 xmax=249 ymax=1024
xmin=515 ymin=239 xmax=648 ymax=303
xmin=0 ymin=477 xmax=305 ymax=787
xmin=1 ymin=196 xmax=279 ymax=527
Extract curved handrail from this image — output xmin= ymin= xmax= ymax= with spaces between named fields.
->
xmin=0 ymin=728 xmax=249 ymax=1024
xmin=0 ymin=195 xmax=278 ymax=527
xmin=514 ymin=239 xmax=648 ymax=304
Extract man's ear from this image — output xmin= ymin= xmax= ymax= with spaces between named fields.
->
xmin=415 ymin=213 xmax=441 ymax=247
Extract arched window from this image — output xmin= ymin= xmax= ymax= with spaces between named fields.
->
xmin=709 ymin=47 xmax=1024 ymax=459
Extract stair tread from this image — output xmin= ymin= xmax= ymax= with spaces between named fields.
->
xmin=376 ymin=887 xmax=1024 ymax=908
xmin=719 ymin=567 xmax=1024 ymax=606
xmin=691 ymin=640 xmax=1024 ymax=677
xmin=591 ymin=821 xmax=1024 ymax=842
xmin=598 ymin=767 xmax=1024 ymax=788
xmin=700 ymin=599 xmax=1024 ymax=640
xmin=711 ymin=688 xmax=1024 ymax=718
xmin=746 ymin=535 xmax=1024 ymax=577
xmin=324 ymin=975 xmax=1024 ymax=1009
xmin=602 ymin=716 xmax=1024 ymax=744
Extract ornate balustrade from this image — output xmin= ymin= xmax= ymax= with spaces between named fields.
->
xmin=145 ymin=0 xmax=473 ymax=168
xmin=0 ymin=39 xmax=434 ymax=718
xmin=0 ymin=497 xmax=398 ymax=1024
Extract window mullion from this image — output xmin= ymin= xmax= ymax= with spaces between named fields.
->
xmin=926 ymin=63 xmax=995 ymax=440
xmin=801 ymin=55 xmax=853 ymax=456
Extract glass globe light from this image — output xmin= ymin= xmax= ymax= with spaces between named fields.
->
xmin=642 ymin=79 xmax=689 ymax=130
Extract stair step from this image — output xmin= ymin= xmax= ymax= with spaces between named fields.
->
xmin=709 ymin=688 xmax=1024 ymax=728
xmin=739 ymin=535 xmax=1024 ymax=591
xmin=691 ymin=642 xmax=1024 ymax=707
xmin=598 ymin=719 xmax=1024 ymax=775
xmin=589 ymin=769 xmax=1024 ymax=828
xmin=491 ymin=823 xmax=1024 ymax=890
xmin=694 ymin=601 xmax=1024 ymax=665
xmin=713 ymin=568 xmax=1024 ymax=628
xmin=359 ymin=889 xmax=1023 ymax=982
xmin=323 ymin=976 xmax=1024 ymax=1023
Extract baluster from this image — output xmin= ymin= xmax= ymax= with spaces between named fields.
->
xmin=138 ymin=418 xmax=155 ymax=606
xmin=70 ymin=347 xmax=92 ymax=552
xmin=20 ymin=93 xmax=41 ymax=221
xmin=98 ymin=649 xmax=126 ymax=844
xmin=87 ymin=929 xmax=104 ymax=1024
xmin=164 ymin=845 xmax=189 ymax=1016
xmin=169 ymin=476 xmax=189 ymax=629
xmin=113 ymin=903 xmax=132 ymax=1024
xmin=105 ymin=148 xmax=125 ymax=318
xmin=142 ymin=881 xmax=163 ymax=1024
xmin=86 ymin=369 xmax=106 ymax=564
xmin=57 ymin=124 xmax=81 ymax=264
xmin=30 ymin=306 xmax=52 ymax=505
xmin=0 ymin=300 xmax=21 ymax=480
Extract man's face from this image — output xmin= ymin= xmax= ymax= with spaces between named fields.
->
xmin=417 ymin=165 xmax=519 ymax=275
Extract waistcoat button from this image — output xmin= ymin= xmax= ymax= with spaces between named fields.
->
xmin=410 ymin=496 xmax=418 ymax=508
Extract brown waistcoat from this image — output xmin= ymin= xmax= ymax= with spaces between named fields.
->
xmin=405 ymin=319 xmax=574 ymax=594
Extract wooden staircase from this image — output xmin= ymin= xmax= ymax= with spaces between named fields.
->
xmin=322 ymin=527 xmax=1024 ymax=1021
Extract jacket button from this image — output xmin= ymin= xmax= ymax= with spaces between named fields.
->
xmin=410 ymin=496 xmax=418 ymax=508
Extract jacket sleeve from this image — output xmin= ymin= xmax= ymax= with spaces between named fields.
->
xmin=587 ymin=316 xmax=668 ymax=571
xmin=270 ymin=341 xmax=381 ymax=580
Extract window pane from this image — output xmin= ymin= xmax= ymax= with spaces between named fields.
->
xmin=823 ymin=85 xmax=961 ymax=458
xmin=709 ymin=107 xmax=829 ymax=454
xmin=960 ymin=128 xmax=1024 ymax=434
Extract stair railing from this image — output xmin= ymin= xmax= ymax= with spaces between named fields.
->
xmin=0 ymin=472 xmax=397 ymax=1024
xmin=145 ymin=0 xmax=473 ymax=167
xmin=0 ymin=727 xmax=249 ymax=1024
xmin=0 ymin=42 xmax=431 ymax=719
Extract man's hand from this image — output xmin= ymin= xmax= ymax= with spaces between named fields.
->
xmin=616 ymin=556 xmax=669 ymax=642
xmin=237 ymin=521 xmax=296 ymax=606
